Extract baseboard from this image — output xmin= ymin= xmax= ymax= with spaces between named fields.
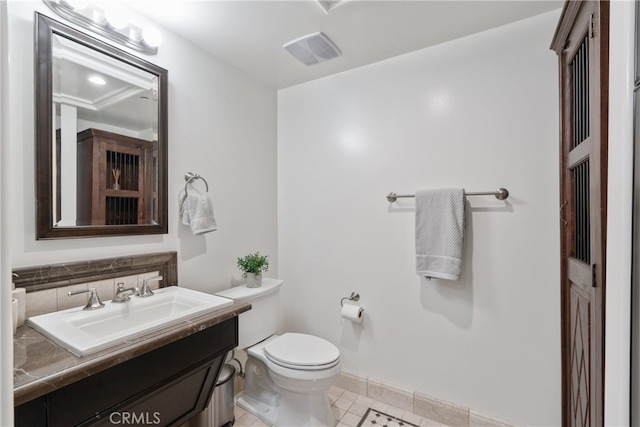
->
xmin=334 ymin=370 xmax=515 ymax=427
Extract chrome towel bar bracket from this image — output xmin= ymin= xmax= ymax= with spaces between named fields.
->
xmin=386 ymin=188 xmax=509 ymax=203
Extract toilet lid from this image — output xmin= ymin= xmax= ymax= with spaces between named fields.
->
xmin=264 ymin=333 xmax=340 ymax=368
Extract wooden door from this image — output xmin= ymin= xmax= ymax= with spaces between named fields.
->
xmin=551 ymin=1 xmax=609 ymax=426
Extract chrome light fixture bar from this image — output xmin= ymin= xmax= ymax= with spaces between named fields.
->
xmin=43 ymin=0 xmax=160 ymax=55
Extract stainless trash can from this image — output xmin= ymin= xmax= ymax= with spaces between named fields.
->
xmin=212 ymin=363 xmax=236 ymax=427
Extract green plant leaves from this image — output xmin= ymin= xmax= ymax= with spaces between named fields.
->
xmin=237 ymin=252 xmax=269 ymax=276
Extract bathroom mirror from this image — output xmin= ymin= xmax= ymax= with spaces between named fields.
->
xmin=35 ymin=13 xmax=168 ymax=239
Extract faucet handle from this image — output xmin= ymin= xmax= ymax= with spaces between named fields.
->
xmin=68 ymin=288 xmax=105 ymax=311
xmin=139 ymin=275 xmax=163 ymax=298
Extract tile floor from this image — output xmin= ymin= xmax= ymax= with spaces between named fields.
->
xmin=233 ymin=385 xmax=451 ymax=427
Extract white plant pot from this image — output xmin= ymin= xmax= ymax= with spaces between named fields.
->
xmin=246 ymin=273 xmax=262 ymax=288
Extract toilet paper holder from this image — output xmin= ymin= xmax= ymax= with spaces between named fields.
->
xmin=340 ymin=292 xmax=360 ymax=307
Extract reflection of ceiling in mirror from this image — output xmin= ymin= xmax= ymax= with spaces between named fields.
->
xmin=52 ymin=34 xmax=158 ymax=134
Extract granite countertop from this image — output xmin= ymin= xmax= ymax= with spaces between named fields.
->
xmin=13 ymin=301 xmax=250 ymax=406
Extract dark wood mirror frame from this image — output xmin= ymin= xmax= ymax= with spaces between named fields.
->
xmin=35 ymin=12 xmax=168 ymax=239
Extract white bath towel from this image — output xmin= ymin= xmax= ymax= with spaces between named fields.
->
xmin=179 ymin=187 xmax=217 ymax=235
xmin=415 ymin=188 xmax=465 ymax=281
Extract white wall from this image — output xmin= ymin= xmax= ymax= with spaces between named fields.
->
xmin=606 ymin=1 xmax=635 ymax=425
xmin=278 ymin=10 xmax=561 ymax=426
xmin=0 ymin=1 xmax=13 ymax=423
xmin=2 ymin=0 xmax=277 ymax=419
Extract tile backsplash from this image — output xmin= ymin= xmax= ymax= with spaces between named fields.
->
xmin=24 ymin=271 xmax=161 ymax=318
xmin=13 ymin=251 xmax=177 ymax=319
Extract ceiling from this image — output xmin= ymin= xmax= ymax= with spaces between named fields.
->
xmin=53 ymin=33 xmax=158 ymax=133
xmin=129 ymin=0 xmax=563 ymax=89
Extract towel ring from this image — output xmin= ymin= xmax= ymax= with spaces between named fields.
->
xmin=184 ymin=172 xmax=209 ymax=194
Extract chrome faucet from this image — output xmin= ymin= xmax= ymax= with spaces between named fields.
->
xmin=139 ymin=276 xmax=163 ymax=298
xmin=112 ymin=282 xmax=139 ymax=303
xmin=68 ymin=288 xmax=105 ymax=310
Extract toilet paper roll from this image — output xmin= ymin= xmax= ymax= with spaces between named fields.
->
xmin=341 ymin=304 xmax=364 ymax=324
xmin=12 ymin=298 xmax=18 ymax=335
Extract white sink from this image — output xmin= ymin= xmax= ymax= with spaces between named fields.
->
xmin=27 ymin=286 xmax=234 ymax=357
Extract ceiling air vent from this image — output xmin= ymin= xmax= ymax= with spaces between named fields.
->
xmin=283 ymin=32 xmax=342 ymax=66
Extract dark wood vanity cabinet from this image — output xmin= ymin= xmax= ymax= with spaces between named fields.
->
xmin=15 ymin=318 xmax=237 ymax=427
xmin=76 ymin=128 xmax=156 ymax=226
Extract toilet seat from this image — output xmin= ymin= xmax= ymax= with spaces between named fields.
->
xmin=264 ymin=333 xmax=340 ymax=371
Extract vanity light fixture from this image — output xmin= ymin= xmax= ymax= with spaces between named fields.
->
xmin=63 ymin=0 xmax=89 ymax=10
xmin=42 ymin=0 xmax=160 ymax=55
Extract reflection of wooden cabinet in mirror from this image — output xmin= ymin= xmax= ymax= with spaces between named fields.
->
xmin=76 ymin=129 xmax=157 ymax=226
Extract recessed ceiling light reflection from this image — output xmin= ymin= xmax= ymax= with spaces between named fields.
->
xmin=88 ymin=75 xmax=106 ymax=85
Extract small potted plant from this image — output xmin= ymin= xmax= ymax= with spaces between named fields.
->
xmin=237 ymin=252 xmax=269 ymax=288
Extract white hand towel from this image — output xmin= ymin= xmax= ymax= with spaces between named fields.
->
xmin=179 ymin=187 xmax=217 ymax=235
xmin=178 ymin=189 xmax=191 ymax=225
xmin=415 ymin=188 xmax=465 ymax=281
xmin=189 ymin=191 xmax=217 ymax=235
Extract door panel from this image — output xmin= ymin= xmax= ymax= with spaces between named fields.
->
xmin=551 ymin=1 xmax=608 ymax=426
xmin=569 ymin=286 xmax=591 ymax=427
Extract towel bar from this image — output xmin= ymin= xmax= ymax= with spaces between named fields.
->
xmin=386 ymin=188 xmax=509 ymax=203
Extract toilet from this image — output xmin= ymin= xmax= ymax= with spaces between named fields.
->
xmin=216 ymin=279 xmax=341 ymax=427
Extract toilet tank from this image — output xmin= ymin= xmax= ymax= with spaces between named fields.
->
xmin=216 ymin=278 xmax=284 ymax=349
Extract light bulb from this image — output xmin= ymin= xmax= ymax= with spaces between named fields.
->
xmin=105 ymin=6 xmax=130 ymax=30
xmin=142 ymin=27 xmax=162 ymax=48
